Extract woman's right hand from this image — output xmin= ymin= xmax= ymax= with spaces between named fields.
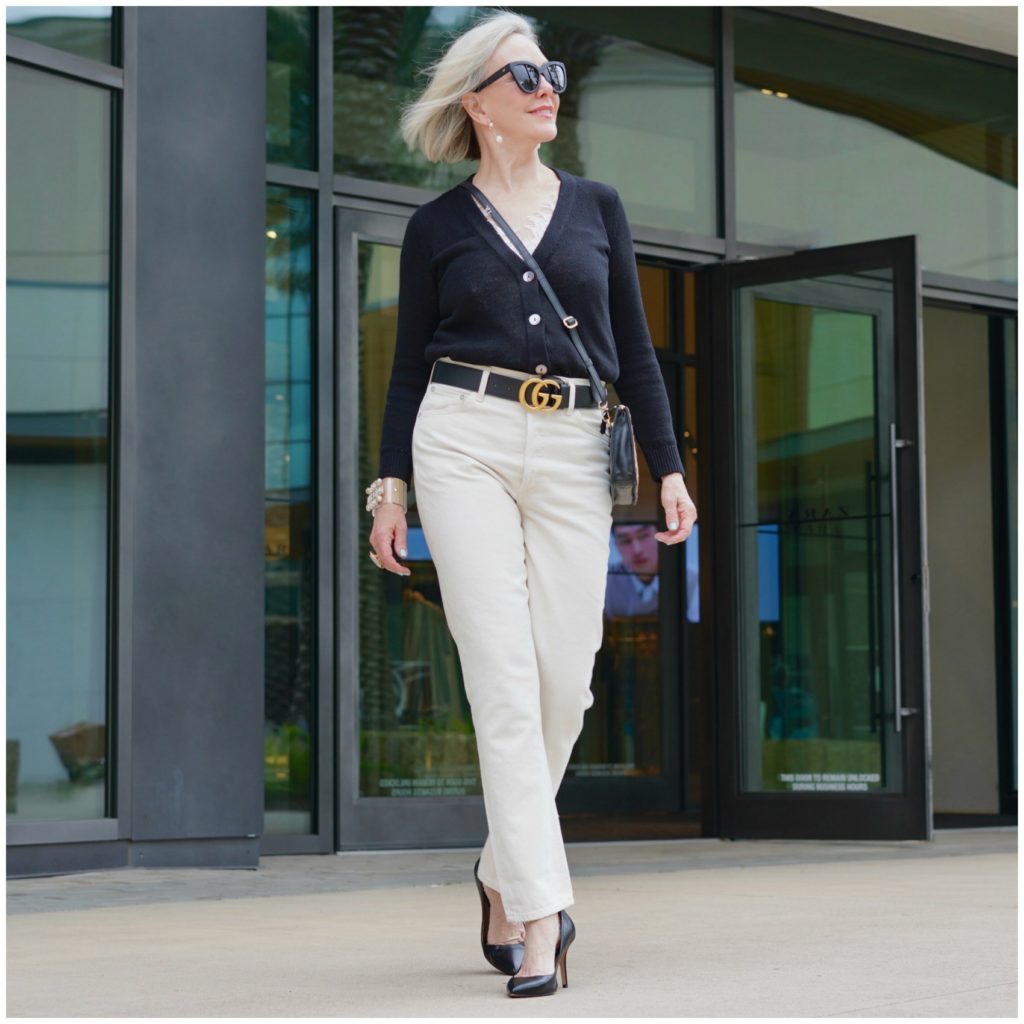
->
xmin=369 ymin=503 xmax=411 ymax=576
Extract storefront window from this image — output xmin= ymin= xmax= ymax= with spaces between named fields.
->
xmin=734 ymin=9 xmax=1016 ymax=285
xmin=332 ymin=6 xmax=716 ymax=236
xmin=7 ymin=62 xmax=113 ymax=821
xmin=264 ymin=185 xmax=316 ymax=834
xmin=267 ymin=6 xmax=317 ymax=170
xmin=6 ymin=6 xmax=115 ymax=65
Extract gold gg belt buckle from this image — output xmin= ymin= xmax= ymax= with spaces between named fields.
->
xmin=518 ymin=375 xmax=568 ymax=411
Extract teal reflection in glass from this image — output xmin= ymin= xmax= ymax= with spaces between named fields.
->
xmin=333 ymin=6 xmax=715 ymax=236
xmin=267 ymin=6 xmax=316 ymax=170
xmin=6 ymin=6 xmax=114 ymax=64
xmin=7 ymin=62 xmax=112 ymax=821
xmin=734 ymin=9 xmax=1015 ymax=285
xmin=265 ymin=185 xmax=315 ymax=834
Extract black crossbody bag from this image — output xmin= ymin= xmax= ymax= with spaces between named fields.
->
xmin=459 ymin=180 xmax=640 ymax=506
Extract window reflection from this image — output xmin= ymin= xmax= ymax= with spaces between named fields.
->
xmin=735 ymin=8 xmax=1016 ymax=284
xmin=267 ymin=6 xmax=316 ymax=170
xmin=357 ymin=240 xmax=480 ymax=799
xmin=734 ymin=273 xmax=902 ymax=794
xmin=6 ymin=62 xmax=112 ymax=821
xmin=570 ymin=269 xmax=697 ymax=784
xmin=577 ymin=524 xmax=662 ymax=778
xmin=333 ymin=6 xmax=715 ymax=235
xmin=356 ymin=242 xmax=695 ymax=797
xmin=638 ymin=264 xmax=670 ymax=349
xmin=264 ymin=186 xmax=316 ymax=834
xmin=6 ymin=6 xmax=115 ymax=64
xmin=1002 ymin=320 xmax=1017 ymax=792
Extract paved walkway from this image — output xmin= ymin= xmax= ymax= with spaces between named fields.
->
xmin=7 ymin=828 xmax=1017 ymax=1017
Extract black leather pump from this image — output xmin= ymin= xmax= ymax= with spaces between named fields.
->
xmin=506 ymin=908 xmax=575 ymax=997
xmin=473 ymin=858 xmax=525 ymax=976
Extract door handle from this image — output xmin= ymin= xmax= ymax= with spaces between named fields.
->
xmin=890 ymin=422 xmax=914 ymax=733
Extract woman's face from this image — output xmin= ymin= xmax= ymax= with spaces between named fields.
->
xmin=468 ymin=33 xmax=559 ymax=149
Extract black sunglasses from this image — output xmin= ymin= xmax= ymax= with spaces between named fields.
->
xmin=473 ymin=60 xmax=567 ymax=95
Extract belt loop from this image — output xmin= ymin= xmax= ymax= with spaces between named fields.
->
xmin=476 ymin=367 xmax=490 ymax=401
xmin=567 ymin=379 xmax=577 ymax=411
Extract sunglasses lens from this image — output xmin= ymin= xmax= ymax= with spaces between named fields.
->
xmin=546 ymin=63 xmax=566 ymax=92
xmin=513 ymin=63 xmax=540 ymax=92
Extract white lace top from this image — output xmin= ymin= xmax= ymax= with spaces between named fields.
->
xmin=471 ymin=188 xmax=558 ymax=257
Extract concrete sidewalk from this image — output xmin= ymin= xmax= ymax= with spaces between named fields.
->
xmin=7 ymin=829 xmax=1017 ymax=1017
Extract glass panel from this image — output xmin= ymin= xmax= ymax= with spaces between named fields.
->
xmin=264 ymin=185 xmax=316 ymax=834
xmin=6 ymin=6 xmax=114 ymax=65
xmin=267 ymin=6 xmax=317 ymax=170
xmin=682 ymin=269 xmax=697 ymax=357
xmin=6 ymin=63 xmax=112 ymax=821
xmin=332 ymin=6 xmax=716 ymax=236
xmin=639 ymin=265 xmax=670 ymax=349
xmin=357 ymin=239 xmax=481 ymax=799
xmin=734 ymin=268 xmax=904 ymax=794
xmin=357 ymin=245 xmax=687 ymax=796
xmin=573 ymin=345 xmax=679 ymax=781
xmin=683 ymin=364 xmax=701 ymax=808
xmin=579 ymin=516 xmax=663 ymax=779
xmin=735 ymin=9 xmax=1016 ymax=285
xmin=1002 ymin=318 xmax=1017 ymax=791
xmin=683 ymin=357 xmax=698 ymax=477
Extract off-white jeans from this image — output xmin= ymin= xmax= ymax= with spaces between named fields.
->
xmin=411 ymin=356 xmax=614 ymax=923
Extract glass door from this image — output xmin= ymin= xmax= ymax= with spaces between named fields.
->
xmin=700 ymin=235 xmax=931 ymax=840
xmin=334 ymin=207 xmax=694 ymax=847
xmin=334 ymin=205 xmax=488 ymax=848
xmin=559 ymin=270 xmax=691 ymax=827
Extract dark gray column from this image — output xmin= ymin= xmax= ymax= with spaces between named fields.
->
xmin=130 ymin=7 xmax=266 ymax=863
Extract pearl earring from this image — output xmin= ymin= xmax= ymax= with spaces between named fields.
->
xmin=488 ymin=119 xmax=503 ymax=144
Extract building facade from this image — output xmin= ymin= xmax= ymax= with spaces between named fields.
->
xmin=6 ymin=6 xmax=1017 ymax=877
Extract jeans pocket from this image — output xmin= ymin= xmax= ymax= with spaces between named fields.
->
xmin=418 ymin=381 xmax=469 ymax=413
xmin=567 ymin=406 xmax=608 ymax=439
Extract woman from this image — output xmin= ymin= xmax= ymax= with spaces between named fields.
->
xmin=366 ymin=11 xmax=697 ymax=999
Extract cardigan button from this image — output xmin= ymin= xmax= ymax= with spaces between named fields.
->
xmin=528 ymin=313 xmax=541 ymax=325
xmin=535 ymin=364 xmax=548 ymax=374
xmin=522 ymin=270 xmax=535 ymax=282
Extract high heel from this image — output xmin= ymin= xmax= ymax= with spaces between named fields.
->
xmin=506 ymin=908 xmax=575 ymax=997
xmin=474 ymin=858 xmax=524 ymax=976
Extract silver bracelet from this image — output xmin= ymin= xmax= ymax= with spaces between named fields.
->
xmin=365 ymin=477 xmax=407 ymax=516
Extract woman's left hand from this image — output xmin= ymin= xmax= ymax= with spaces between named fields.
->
xmin=655 ymin=472 xmax=696 ymax=544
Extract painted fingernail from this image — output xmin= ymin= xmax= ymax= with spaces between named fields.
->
xmin=669 ymin=521 xmax=678 ymax=530
xmin=399 ymin=547 xmax=407 ymax=557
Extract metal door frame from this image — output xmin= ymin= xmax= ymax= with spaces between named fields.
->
xmin=697 ymin=234 xmax=932 ymax=840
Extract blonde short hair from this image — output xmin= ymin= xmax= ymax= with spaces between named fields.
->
xmin=399 ymin=10 xmax=540 ymax=164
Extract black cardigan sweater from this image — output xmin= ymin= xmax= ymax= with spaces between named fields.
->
xmin=377 ymin=165 xmax=686 ymax=485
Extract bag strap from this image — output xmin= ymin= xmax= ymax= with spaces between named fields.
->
xmin=459 ymin=180 xmax=610 ymax=407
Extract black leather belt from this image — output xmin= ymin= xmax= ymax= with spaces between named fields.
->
xmin=430 ymin=360 xmax=600 ymax=411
